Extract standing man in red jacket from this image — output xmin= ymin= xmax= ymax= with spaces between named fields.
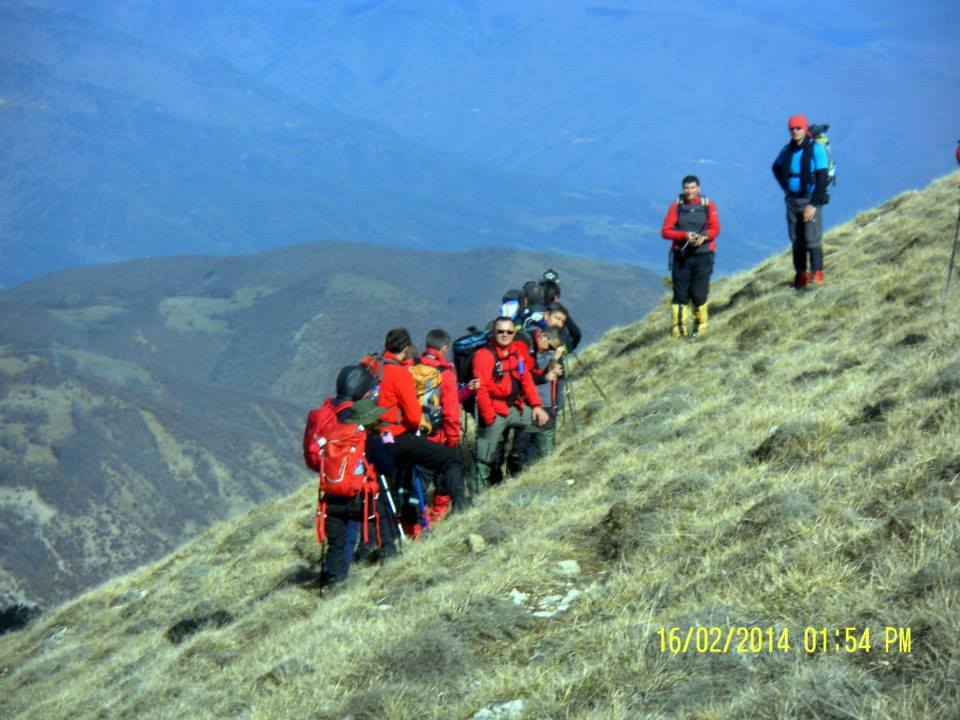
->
xmin=661 ymin=175 xmax=720 ymax=337
xmin=472 ymin=317 xmax=549 ymax=492
xmin=377 ymin=328 xmax=466 ymax=515
xmin=418 ymin=328 xmax=462 ymax=522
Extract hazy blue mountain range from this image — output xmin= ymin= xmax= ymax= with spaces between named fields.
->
xmin=0 ymin=242 xmax=661 ymax=606
xmin=5 ymin=1 xmax=958 ymax=287
xmin=0 ymin=3 xmax=665 ymax=288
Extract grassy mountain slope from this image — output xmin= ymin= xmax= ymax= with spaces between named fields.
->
xmin=0 ymin=243 xmax=660 ymax=607
xmin=1 ymin=174 xmax=958 ymax=717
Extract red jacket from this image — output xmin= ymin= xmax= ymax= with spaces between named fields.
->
xmin=376 ymin=351 xmax=421 ymax=437
xmin=472 ymin=341 xmax=542 ymax=426
xmin=661 ymin=195 xmax=720 ymax=252
xmin=419 ymin=349 xmax=462 ymax=447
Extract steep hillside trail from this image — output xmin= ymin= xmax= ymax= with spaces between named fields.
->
xmin=1 ymin=173 xmax=958 ymax=719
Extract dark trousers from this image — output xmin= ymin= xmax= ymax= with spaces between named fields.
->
xmin=786 ymin=197 xmax=823 ymax=273
xmin=792 ymin=243 xmax=823 ymax=275
xmin=322 ymin=492 xmax=397 ymax=586
xmin=394 ymin=433 xmax=466 ymax=511
xmin=672 ymin=251 xmax=713 ymax=306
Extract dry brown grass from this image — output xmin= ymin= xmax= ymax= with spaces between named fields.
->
xmin=2 ymin=172 xmax=959 ymax=719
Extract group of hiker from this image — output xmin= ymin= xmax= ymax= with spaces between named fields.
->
xmin=302 ymin=113 xmax=834 ymax=586
xmin=302 ymin=272 xmax=581 ymax=586
xmin=664 ymin=113 xmax=835 ymax=336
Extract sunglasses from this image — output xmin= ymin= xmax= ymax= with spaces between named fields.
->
xmin=790 ymin=127 xmax=805 ymax=131
xmin=495 ymin=329 xmax=516 ymax=335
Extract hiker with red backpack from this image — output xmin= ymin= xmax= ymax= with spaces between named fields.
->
xmin=304 ymin=376 xmax=399 ymax=587
xmin=303 ymin=365 xmax=374 ymax=472
xmin=772 ymin=114 xmax=831 ymax=289
xmin=661 ymin=175 xmax=720 ymax=337
xmin=472 ymin=317 xmax=549 ymax=492
xmin=377 ymin=328 xmax=467 ymax=528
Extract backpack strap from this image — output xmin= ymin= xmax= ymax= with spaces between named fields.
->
xmin=799 ymin=139 xmax=813 ymax=195
xmin=412 ymin=468 xmax=430 ymax=532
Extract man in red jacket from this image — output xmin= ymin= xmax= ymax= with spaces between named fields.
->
xmin=661 ymin=175 xmax=720 ymax=337
xmin=419 ymin=329 xmax=462 ymax=448
xmin=377 ymin=328 xmax=466 ymax=517
xmin=418 ymin=328 xmax=462 ymax=522
xmin=472 ymin=316 xmax=549 ymax=491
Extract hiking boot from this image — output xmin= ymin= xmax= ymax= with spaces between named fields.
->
xmin=794 ymin=272 xmax=811 ymax=290
xmin=812 ymin=270 xmax=824 ymax=284
xmin=671 ymin=303 xmax=688 ymax=337
xmin=692 ymin=303 xmax=708 ymax=337
xmin=401 ymin=521 xmax=424 ymax=540
xmin=427 ymin=494 xmax=452 ymax=525
xmin=471 ymin=462 xmax=492 ymax=495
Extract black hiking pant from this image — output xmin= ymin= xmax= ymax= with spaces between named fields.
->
xmin=393 ymin=433 xmax=467 ymax=511
xmin=672 ymin=251 xmax=713 ymax=306
xmin=786 ymin=196 xmax=823 ymax=274
xmin=323 ymin=492 xmax=398 ymax=586
xmin=791 ymin=243 xmax=823 ymax=275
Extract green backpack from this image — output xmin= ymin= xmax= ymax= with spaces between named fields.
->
xmin=809 ymin=123 xmax=837 ymax=189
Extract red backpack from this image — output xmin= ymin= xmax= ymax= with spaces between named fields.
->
xmin=312 ymin=421 xmax=381 ymax=547
xmin=358 ymin=354 xmax=385 ymax=400
xmin=302 ymin=398 xmax=352 ymax=472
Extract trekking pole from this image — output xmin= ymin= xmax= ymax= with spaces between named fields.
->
xmin=412 ymin=467 xmax=430 ymax=532
xmin=565 ymin=377 xmax=579 ymax=435
xmin=943 ymin=201 xmax=960 ymax=304
xmin=570 ymin=350 xmax=608 ymax=401
xmin=378 ymin=474 xmax=405 ymax=546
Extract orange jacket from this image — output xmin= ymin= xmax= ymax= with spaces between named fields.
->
xmin=472 ymin=341 xmax=541 ymax=426
xmin=376 ymin=351 xmax=421 ymax=437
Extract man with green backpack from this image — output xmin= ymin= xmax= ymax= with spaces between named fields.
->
xmin=772 ymin=114 xmax=834 ymax=290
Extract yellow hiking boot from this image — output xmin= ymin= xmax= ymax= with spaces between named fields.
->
xmin=692 ymin=303 xmax=708 ymax=337
xmin=671 ymin=303 xmax=688 ymax=338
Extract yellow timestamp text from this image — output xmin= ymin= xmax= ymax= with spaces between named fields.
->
xmin=657 ymin=626 xmax=912 ymax=654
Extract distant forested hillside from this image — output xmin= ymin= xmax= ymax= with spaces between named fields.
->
xmin=0 ymin=3 xmax=659 ymax=288
xmin=0 ymin=241 xmax=661 ymax=607
xmin=8 ymin=0 xmax=957 ymax=282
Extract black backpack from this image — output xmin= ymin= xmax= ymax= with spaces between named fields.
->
xmin=452 ymin=327 xmax=490 ymax=385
